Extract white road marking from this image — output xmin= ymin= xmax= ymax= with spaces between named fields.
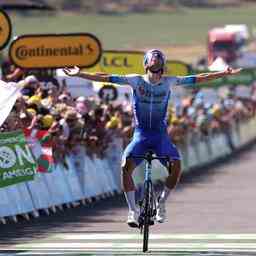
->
xmin=52 ymin=233 xmax=256 ymax=240
xmin=13 ymin=233 xmax=256 ymax=253
xmin=15 ymin=242 xmax=256 ymax=249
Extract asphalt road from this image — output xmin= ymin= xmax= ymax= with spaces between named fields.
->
xmin=1 ymin=145 xmax=256 ymax=255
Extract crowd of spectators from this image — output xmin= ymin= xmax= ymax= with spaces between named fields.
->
xmin=1 ymin=65 xmax=256 ymax=165
xmin=168 ymin=85 xmax=256 ymax=151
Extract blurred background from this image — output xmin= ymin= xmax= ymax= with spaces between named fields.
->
xmin=2 ymin=0 xmax=256 ymax=63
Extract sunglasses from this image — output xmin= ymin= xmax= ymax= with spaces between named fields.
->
xmin=149 ymin=67 xmax=163 ymax=74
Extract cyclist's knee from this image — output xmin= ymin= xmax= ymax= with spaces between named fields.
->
xmin=122 ymin=158 xmax=136 ymax=175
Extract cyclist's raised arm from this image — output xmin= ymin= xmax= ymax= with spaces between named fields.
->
xmin=194 ymin=67 xmax=242 ymax=83
xmin=63 ymin=66 xmax=139 ymax=88
xmin=63 ymin=66 xmax=111 ymax=82
xmin=108 ymin=74 xmax=140 ymax=88
xmin=63 ymin=67 xmax=139 ymax=88
xmin=174 ymin=66 xmax=242 ymax=86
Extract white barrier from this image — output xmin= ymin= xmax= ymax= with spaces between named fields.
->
xmin=45 ymin=163 xmax=73 ymax=205
xmin=64 ymin=155 xmax=84 ymax=202
xmin=100 ymin=158 xmax=119 ymax=193
xmin=4 ymin=183 xmax=34 ymax=216
xmin=105 ymin=136 xmax=123 ymax=192
xmin=82 ymin=155 xmax=99 ymax=198
xmin=1 ymin=119 xmax=256 ymax=220
xmin=0 ymin=187 xmax=16 ymax=217
xmin=94 ymin=157 xmax=113 ymax=194
xmin=26 ymin=173 xmax=52 ymax=210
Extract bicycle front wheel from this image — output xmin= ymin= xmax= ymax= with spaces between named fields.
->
xmin=143 ymin=180 xmax=152 ymax=252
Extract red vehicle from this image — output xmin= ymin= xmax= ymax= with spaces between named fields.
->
xmin=208 ymin=27 xmax=243 ymax=65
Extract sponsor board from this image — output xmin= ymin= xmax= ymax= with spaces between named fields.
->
xmin=92 ymin=80 xmax=131 ymax=105
xmin=0 ymin=9 xmax=12 ymax=50
xmin=9 ymin=33 xmax=102 ymax=69
xmin=98 ymin=84 xmax=118 ymax=102
xmin=165 ymin=60 xmax=191 ymax=76
xmin=0 ymin=130 xmax=36 ymax=188
xmin=84 ymin=50 xmax=190 ymax=76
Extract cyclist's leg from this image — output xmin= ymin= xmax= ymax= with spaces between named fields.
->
xmin=121 ymin=131 xmax=148 ymax=224
xmin=165 ymin=159 xmax=181 ymax=190
xmin=122 ymin=158 xmax=137 ymax=193
xmin=155 ymin=134 xmax=181 ymax=200
xmin=153 ymin=134 xmax=181 ymax=222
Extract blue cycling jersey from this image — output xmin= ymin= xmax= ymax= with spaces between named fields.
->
xmin=109 ymin=74 xmax=196 ymax=132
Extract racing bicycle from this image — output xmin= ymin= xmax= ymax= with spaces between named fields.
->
xmin=130 ymin=151 xmax=169 ymax=252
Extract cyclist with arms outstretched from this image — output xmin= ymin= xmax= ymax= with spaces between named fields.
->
xmin=63 ymin=49 xmax=241 ymax=227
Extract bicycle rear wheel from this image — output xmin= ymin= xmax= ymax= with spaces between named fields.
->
xmin=142 ymin=180 xmax=152 ymax=252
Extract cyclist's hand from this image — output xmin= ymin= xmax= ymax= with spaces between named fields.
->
xmin=63 ymin=66 xmax=80 ymax=76
xmin=225 ymin=66 xmax=242 ymax=75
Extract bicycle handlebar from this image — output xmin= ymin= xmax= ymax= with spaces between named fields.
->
xmin=128 ymin=151 xmax=170 ymax=162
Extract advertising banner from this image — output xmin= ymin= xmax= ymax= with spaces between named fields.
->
xmin=0 ymin=9 xmax=12 ymax=50
xmin=84 ymin=50 xmax=190 ymax=76
xmin=0 ymin=131 xmax=37 ymax=188
xmin=9 ymin=33 xmax=102 ymax=69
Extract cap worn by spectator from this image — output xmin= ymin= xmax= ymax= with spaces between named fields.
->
xmin=27 ymin=95 xmax=41 ymax=106
xmin=26 ymin=108 xmax=37 ymax=116
xmin=41 ymin=114 xmax=55 ymax=129
xmin=106 ymin=116 xmax=120 ymax=129
xmin=76 ymin=96 xmax=86 ymax=103
xmin=171 ymin=117 xmax=180 ymax=125
xmin=24 ymin=75 xmax=38 ymax=85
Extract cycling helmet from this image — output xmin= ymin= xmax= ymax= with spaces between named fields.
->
xmin=143 ymin=49 xmax=166 ymax=73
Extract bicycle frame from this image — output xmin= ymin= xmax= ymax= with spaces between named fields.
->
xmin=145 ymin=155 xmax=152 ymax=183
xmin=144 ymin=157 xmax=157 ymax=222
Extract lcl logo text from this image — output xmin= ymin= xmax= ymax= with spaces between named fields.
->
xmin=102 ymin=57 xmax=133 ymax=67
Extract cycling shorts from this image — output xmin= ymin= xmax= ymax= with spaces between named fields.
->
xmin=122 ymin=129 xmax=180 ymax=167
